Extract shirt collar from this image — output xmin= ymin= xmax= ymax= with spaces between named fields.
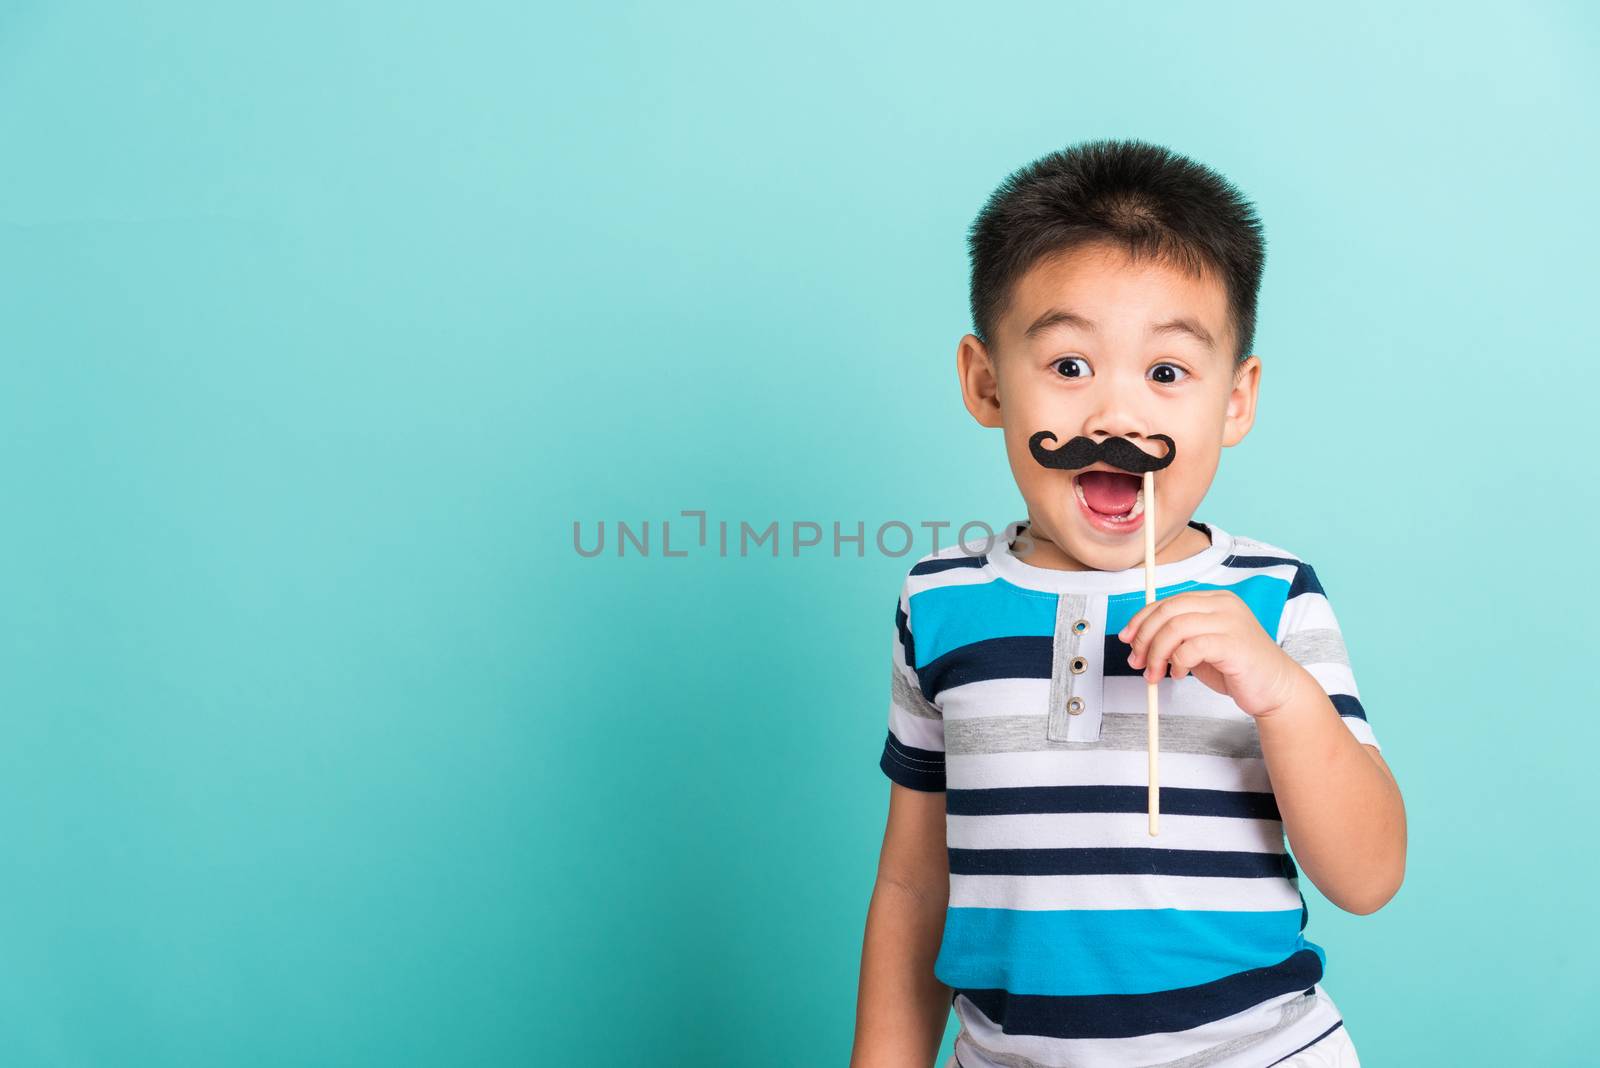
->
xmin=985 ymin=517 xmax=1233 ymax=594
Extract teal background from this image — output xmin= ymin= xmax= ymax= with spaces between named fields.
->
xmin=1 ymin=2 xmax=1594 ymax=1064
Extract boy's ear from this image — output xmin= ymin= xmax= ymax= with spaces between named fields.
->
xmin=957 ymin=335 xmax=1004 ymax=428
xmin=1222 ymin=354 xmax=1262 ymax=447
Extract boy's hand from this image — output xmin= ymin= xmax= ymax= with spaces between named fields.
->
xmin=1117 ymin=590 xmax=1303 ymax=719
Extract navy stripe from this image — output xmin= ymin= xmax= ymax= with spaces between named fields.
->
xmin=879 ymin=729 xmax=946 ymax=791
xmin=1331 ymin=693 xmax=1367 ymax=721
xmin=948 ymin=846 xmax=1295 ymax=879
xmin=1103 ymin=631 xmax=1144 ymax=677
xmin=910 ymin=555 xmax=987 ymax=575
xmin=1266 ymin=1019 xmax=1345 ymax=1066
xmin=1222 ymin=554 xmax=1297 ymax=569
xmin=957 ymin=951 xmax=1323 ymax=1040
xmin=947 ymin=784 xmax=1281 ymax=821
xmin=895 ymin=599 xmax=916 ymax=669
xmin=915 ymin=635 xmax=1052 ymax=699
xmin=1287 ymin=562 xmax=1325 ymax=599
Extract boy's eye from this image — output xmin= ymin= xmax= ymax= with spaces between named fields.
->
xmin=1148 ymin=362 xmax=1188 ymax=384
xmin=1052 ymin=356 xmax=1092 ymax=379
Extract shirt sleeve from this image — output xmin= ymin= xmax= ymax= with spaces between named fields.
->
xmin=1276 ymin=561 xmax=1379 ymax=751
xmin=878 ymin=576 xmax=947 ymax=791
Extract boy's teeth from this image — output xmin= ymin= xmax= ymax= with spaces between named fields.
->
xmin=1075 ymin=479 xmax=1145 ymax=521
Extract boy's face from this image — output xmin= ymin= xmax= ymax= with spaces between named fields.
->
xmin=957 ymin=240 xmax=1261 ymax=572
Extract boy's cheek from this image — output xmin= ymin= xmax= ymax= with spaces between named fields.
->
xmin=1005 ymin=463 xmax=1071 ymax=528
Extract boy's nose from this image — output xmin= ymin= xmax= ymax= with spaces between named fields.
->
xmin=1087 ymin=426 xmax=1157 ymax=447
xmin=1084 ymin=410 xmax=1151 ymax=448
xmin=1082 ymin=377 xmax=1160 ymax=447
xmin=1082 ymin=375 xmax=1146 ymax=434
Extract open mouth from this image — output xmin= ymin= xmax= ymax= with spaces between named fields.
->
xmin=1073 ymin=470 xmax=1146 ymax=532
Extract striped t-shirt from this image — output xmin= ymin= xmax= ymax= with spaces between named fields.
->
xmin=878 ymin=519 xmax=1378 ymax=1068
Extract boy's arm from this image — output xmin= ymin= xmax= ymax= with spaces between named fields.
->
xmin=1255 ymin=562 xmax=1406 ymax=914
xmin=1256 ymin=679 xmax=1406 ymax=915
xmin=852 ymin=781 xmax=951 ymax=1068
xmin=854 ymin=576 xmax=952 ymax=1065
xmin=1122 ymin=559 xmax=1407 ymax=915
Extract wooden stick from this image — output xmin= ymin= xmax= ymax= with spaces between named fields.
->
xmin=1144 ymin=469 xmax=1160 ymax=836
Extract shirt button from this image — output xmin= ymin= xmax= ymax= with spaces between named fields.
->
xmin=1070 ymin=656 xmax=1087 ymax=674
xmin=1067 ymin=696 xmax=1085 ymax=715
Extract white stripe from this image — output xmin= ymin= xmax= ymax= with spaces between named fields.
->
xmin=947 ymin=872 xmax=1301 ymax=911
xmin=1304 ymin=661 xmax=1360 ymax=698
xmin=932 ymin=675 xmax=1051 ymax=718
xmin=946 ymin=811 xmax=1284 ymax=853
xmin=1228 ymin=534 xmax=1301 ymax=561
xmin=1102 ymin=675 xmax=1255 ymax=719
xmin=888 ymin=704 xmax=944 ymax=751
xmin=904 ymin=564 xmax=1001 ymax=600
xmin=1340 ymin=716 xmax=1379 ymax=750
xmin=1280 ymin=589 xmax=1336 ymax=638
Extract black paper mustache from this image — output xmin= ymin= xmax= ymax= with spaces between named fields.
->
xmin=1028 ymin=431 xmax=1177 ymax=474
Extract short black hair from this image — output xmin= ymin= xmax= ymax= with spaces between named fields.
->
xmin=967 ymin=138 xmax=1265 ymax=366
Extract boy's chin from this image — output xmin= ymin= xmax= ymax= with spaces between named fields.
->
xmin=1065 ymin=534 xmax=1149 ymax=572
xmin=1026 ymin=509 xmax=1153 ymax=572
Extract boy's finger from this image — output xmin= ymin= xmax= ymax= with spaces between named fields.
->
xmin=1120 ymin=597 xmax=1210 ymax=653
xmin=1137 ymin=613 xmax=1213 ymax=681
xmin=1169 ymin=635 xmax=1213 ymax=680
xmin=1118 ymin=601 xmax=1171 ymax=644
xmin=1117 ymin=592 xmax=1184 ymax=638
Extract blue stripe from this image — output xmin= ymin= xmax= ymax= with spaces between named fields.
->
xmin=908 ymin=570 xmax=1294 ymax=682
xmin=908 ymin=581 xmax=1056 ymax=668
xmin=1103 ymin=574 xmax=1291 ymax=677
xmin=915 ymin=635 xmax=1052 ymax=700
xmin=1105 ymin=574 xmax=1290 ymax=637
xmin=1102 ymin=580 xmax=1209 ymax=634
xmin=954 ymin=950 xmax=1324 ymax=1039
xmin=935 ymin=907 xmax=1310 ymax=996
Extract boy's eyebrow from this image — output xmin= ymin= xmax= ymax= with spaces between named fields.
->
xmin=1023 ymin=307 xmax=1216 ymax=351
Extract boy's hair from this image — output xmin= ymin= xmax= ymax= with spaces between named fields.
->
xmin=967 ymin=138 xmax=1265 ymax=367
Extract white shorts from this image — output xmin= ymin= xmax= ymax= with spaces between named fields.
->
xmin=943 ymin=1021 xmax=1361 ymax=1068
xmin=1271 ymin=1022 xmax=1361 ymax=1067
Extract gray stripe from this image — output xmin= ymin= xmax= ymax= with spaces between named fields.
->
xmin=1143 ymin=988 xmax=1319 ymax=1068
xmin=953 ymin=989 xmax=1317 ymax=1068
xmin=891 ymin=664 xmax=942 ymax=719
xmin=946 ymin=712 xmax=1261 ymax=759
xmin=1281 ymin=627 xmax=1348 ymax=667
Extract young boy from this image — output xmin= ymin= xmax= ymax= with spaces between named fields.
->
xmin=852 ymin=140 xmax=1406 ymax=1068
